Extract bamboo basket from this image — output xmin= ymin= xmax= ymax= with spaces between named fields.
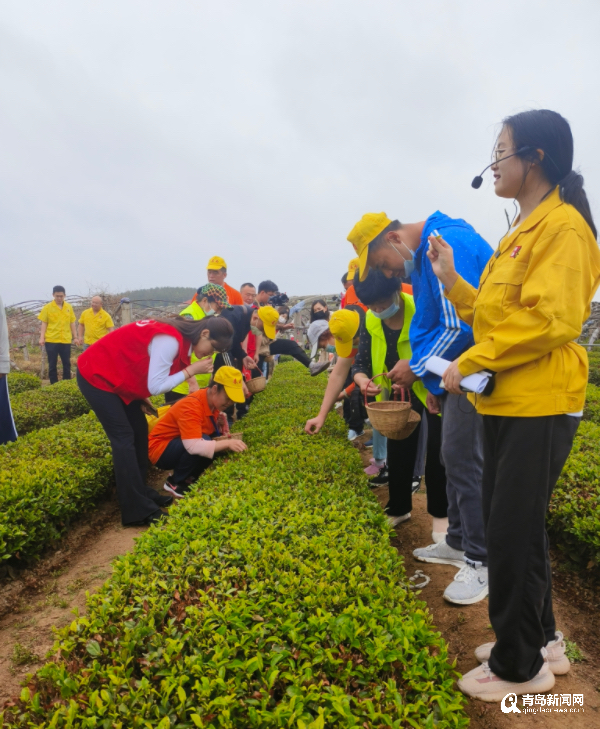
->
xmin=246 ymin=376 xmax=266 ymax=394
xmin=364 ymin=374 xmax=412 ymax=440
xmin=213 ymin=432 xmax=244 ymax=442
xmin=395 ymin=408 xmax=421 ymax=440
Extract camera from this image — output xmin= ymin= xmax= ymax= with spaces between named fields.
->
xmin=268 ymin=292 xmax=289 ymax=307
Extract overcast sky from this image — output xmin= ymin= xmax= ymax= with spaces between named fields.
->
xmin=1 ymin=0 xmax=599 ymax=305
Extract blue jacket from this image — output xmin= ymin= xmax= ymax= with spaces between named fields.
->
xmin=409 ymin=212 xmax=493 ymax=396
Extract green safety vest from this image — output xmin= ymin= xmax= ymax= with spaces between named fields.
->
xmin=172 ymin=301 xmax=214 ymax=395
xmin=365 ymin=292 xmax=428 ymax=406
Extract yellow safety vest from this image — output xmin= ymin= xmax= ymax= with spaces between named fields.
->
xmin=365 ymin=292 xmax=427 ymax=406
xmin=172 ymin=301 xmax=213 ymax=395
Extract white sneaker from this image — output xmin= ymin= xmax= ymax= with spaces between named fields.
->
xmin=387 ymin=513 xmax=411 ymax=528
xmin=347 ymin=429 xmax=364 ymax=441
xmin=458 ymin=650 xmax=555 ymax=702
xmin=413 ymin=539 xmax=465 ymax=567
xmin=475 ymin=631 xmax=570 ymax=675
xmin=443 ymin=562 xmax=488 ymax=605
xmin=163 ymin=481 xmax=185 ymax=499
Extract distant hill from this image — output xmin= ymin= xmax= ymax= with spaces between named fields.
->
xmin=119 ymin=286 xmax=196 ymax=306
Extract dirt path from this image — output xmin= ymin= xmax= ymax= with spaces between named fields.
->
xmin=0 ymin=469 xmax=171 ymax=705
xmin=354 ymin=435 xmax=600 ymax=728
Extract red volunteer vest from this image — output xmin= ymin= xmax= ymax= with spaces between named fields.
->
xmin=77 ymin=321 xmax=191 ymax=404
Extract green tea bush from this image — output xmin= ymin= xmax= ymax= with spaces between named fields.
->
xmin=0 ymin=413 xmax=112 ymax=562
xmin=3 ymin=363 xmax=467 ymax=729
xmin=11 ymin=380 xmax=90 ymax=435
xmin=548 ymin=420 xmax=600 ymax=572
xmin=6 ymin=372 xmax=41 ymax=395
xmin=583 ymin=383 xmax=600 ymax=423
xmin=588 ymin=352 xmax=600 ymax=386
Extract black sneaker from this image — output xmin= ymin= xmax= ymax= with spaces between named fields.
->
xmin=153 ymin=493 xmax=174 ymax=507
xmin=369 ymin=468 xmax=389 ymax=488
xmin=124 ymin=509 xmax=169 ymax=527
xmin=411 ymin=477 xmax=422 ymax=493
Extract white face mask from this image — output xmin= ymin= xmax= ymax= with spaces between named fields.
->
xmin=389 ymin=239 xmax=415 ymax=277
xmin=278 ymin=315 xmax=287 ymax=324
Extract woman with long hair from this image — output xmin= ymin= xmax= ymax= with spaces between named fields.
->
xmin=428 ymin=109 xmax=600 ymax=700
xmin=77 ymin=316 xmax=233 ymax=526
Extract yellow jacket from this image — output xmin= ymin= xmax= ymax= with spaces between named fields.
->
xmin=446 ymin=187 xmax=600 ymax=416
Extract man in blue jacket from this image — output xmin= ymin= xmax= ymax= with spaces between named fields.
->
xmin=347 ymin=212 xmax=493 ymax=606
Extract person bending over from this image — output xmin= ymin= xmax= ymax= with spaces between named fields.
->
xmin=351 ymin=270 xmax=448 ymax=534
xmin=251 ymin=306 xmax=330 ymax=376
xmin=305 ymin=307 xmax=366 ymax=439
xmin=149 ymin=366 xmax=248 ymax=499
xmin=77 ymin=316 xmax=232 ymax=526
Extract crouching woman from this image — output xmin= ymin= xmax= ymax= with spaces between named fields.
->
xmin=148 ymin=366 xmax=248 ymax=499
xmin=77 ymin=316 xmax=233 ymax=527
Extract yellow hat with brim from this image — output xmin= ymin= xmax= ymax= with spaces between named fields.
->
xmin=207 ymin=255 xmax=227 ymax=270
xmin=214 ymin=366 xmax=245 ymax=403
xmin=347 ymin=213 xmax=391 ymax=282
xmin=329 ymin=309 xmax=360 ymax=358
xmin=257 ymin=305 xmax=279 ymax=339
xmin=347 ymin=257 xmax=359 ymax=280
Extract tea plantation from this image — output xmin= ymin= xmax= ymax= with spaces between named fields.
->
xmin=10 ymin=380 xmax=90 ymax=436
xmin=2 ymin=363 xmax=469 ymax=728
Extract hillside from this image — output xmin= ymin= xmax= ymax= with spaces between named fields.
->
xmin=118 ymin=286 xmax=196 ymax=305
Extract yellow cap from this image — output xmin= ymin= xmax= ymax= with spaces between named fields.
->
xmin=347 ymin=257 xmax=360 ymax=280
xmin=257 ymin=305 xmax=279 ymax=339
xmin=214 ymin=366 xmax=245 ymax=403
xmin=207 ymin=255 xmax=227 ymax=271
xmin=347 ymin=212 xmax=391 ymax=281
xmin=329 ymin=309 xmax=360 ymax=358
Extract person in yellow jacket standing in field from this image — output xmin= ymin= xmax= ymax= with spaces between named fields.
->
xmin=78 ymin=296 xmax=114 ymax=350
xmin=428 ymin=109 xmax=600 ymax=702
xmin=38 ymin=285 xmax=80 ymax=384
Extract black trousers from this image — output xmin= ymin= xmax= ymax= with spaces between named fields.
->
xmin=484 ymin=414 xmax=580 ymax=683
xmin=269 ymin=339 xmax=310 ymax=368
xmin=386 ymin=398 xmax=448 ymax=519
xmin=155 ymin=437 xmax=212 ymax=485
xmin=46 ymin=343 xmax=71 ymax=384
xmin=77 ymin=371 xmax=164 ymax=524
xmin=343 ymin=386 xmax=367 ymax=433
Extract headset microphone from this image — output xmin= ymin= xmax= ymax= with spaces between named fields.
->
xmin=471 ymin=147 xmax=531 ymax=189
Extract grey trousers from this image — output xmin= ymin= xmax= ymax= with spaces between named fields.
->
xmin=440 ymin=392 xmax=487 ymax=564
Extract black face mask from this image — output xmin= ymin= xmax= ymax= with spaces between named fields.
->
xmin=311 ymin=310 xmax=329 ymax=322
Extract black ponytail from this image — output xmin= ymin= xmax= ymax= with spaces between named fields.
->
xmin=503 ymin=109 xmax=597 ymax=239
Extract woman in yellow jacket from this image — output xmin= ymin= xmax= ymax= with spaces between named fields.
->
xmin=428 ymin=109 xmax=600 ymax=702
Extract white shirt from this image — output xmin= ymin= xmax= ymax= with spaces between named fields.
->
xmin=147 ymin=335 xmax=191 ymax=395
